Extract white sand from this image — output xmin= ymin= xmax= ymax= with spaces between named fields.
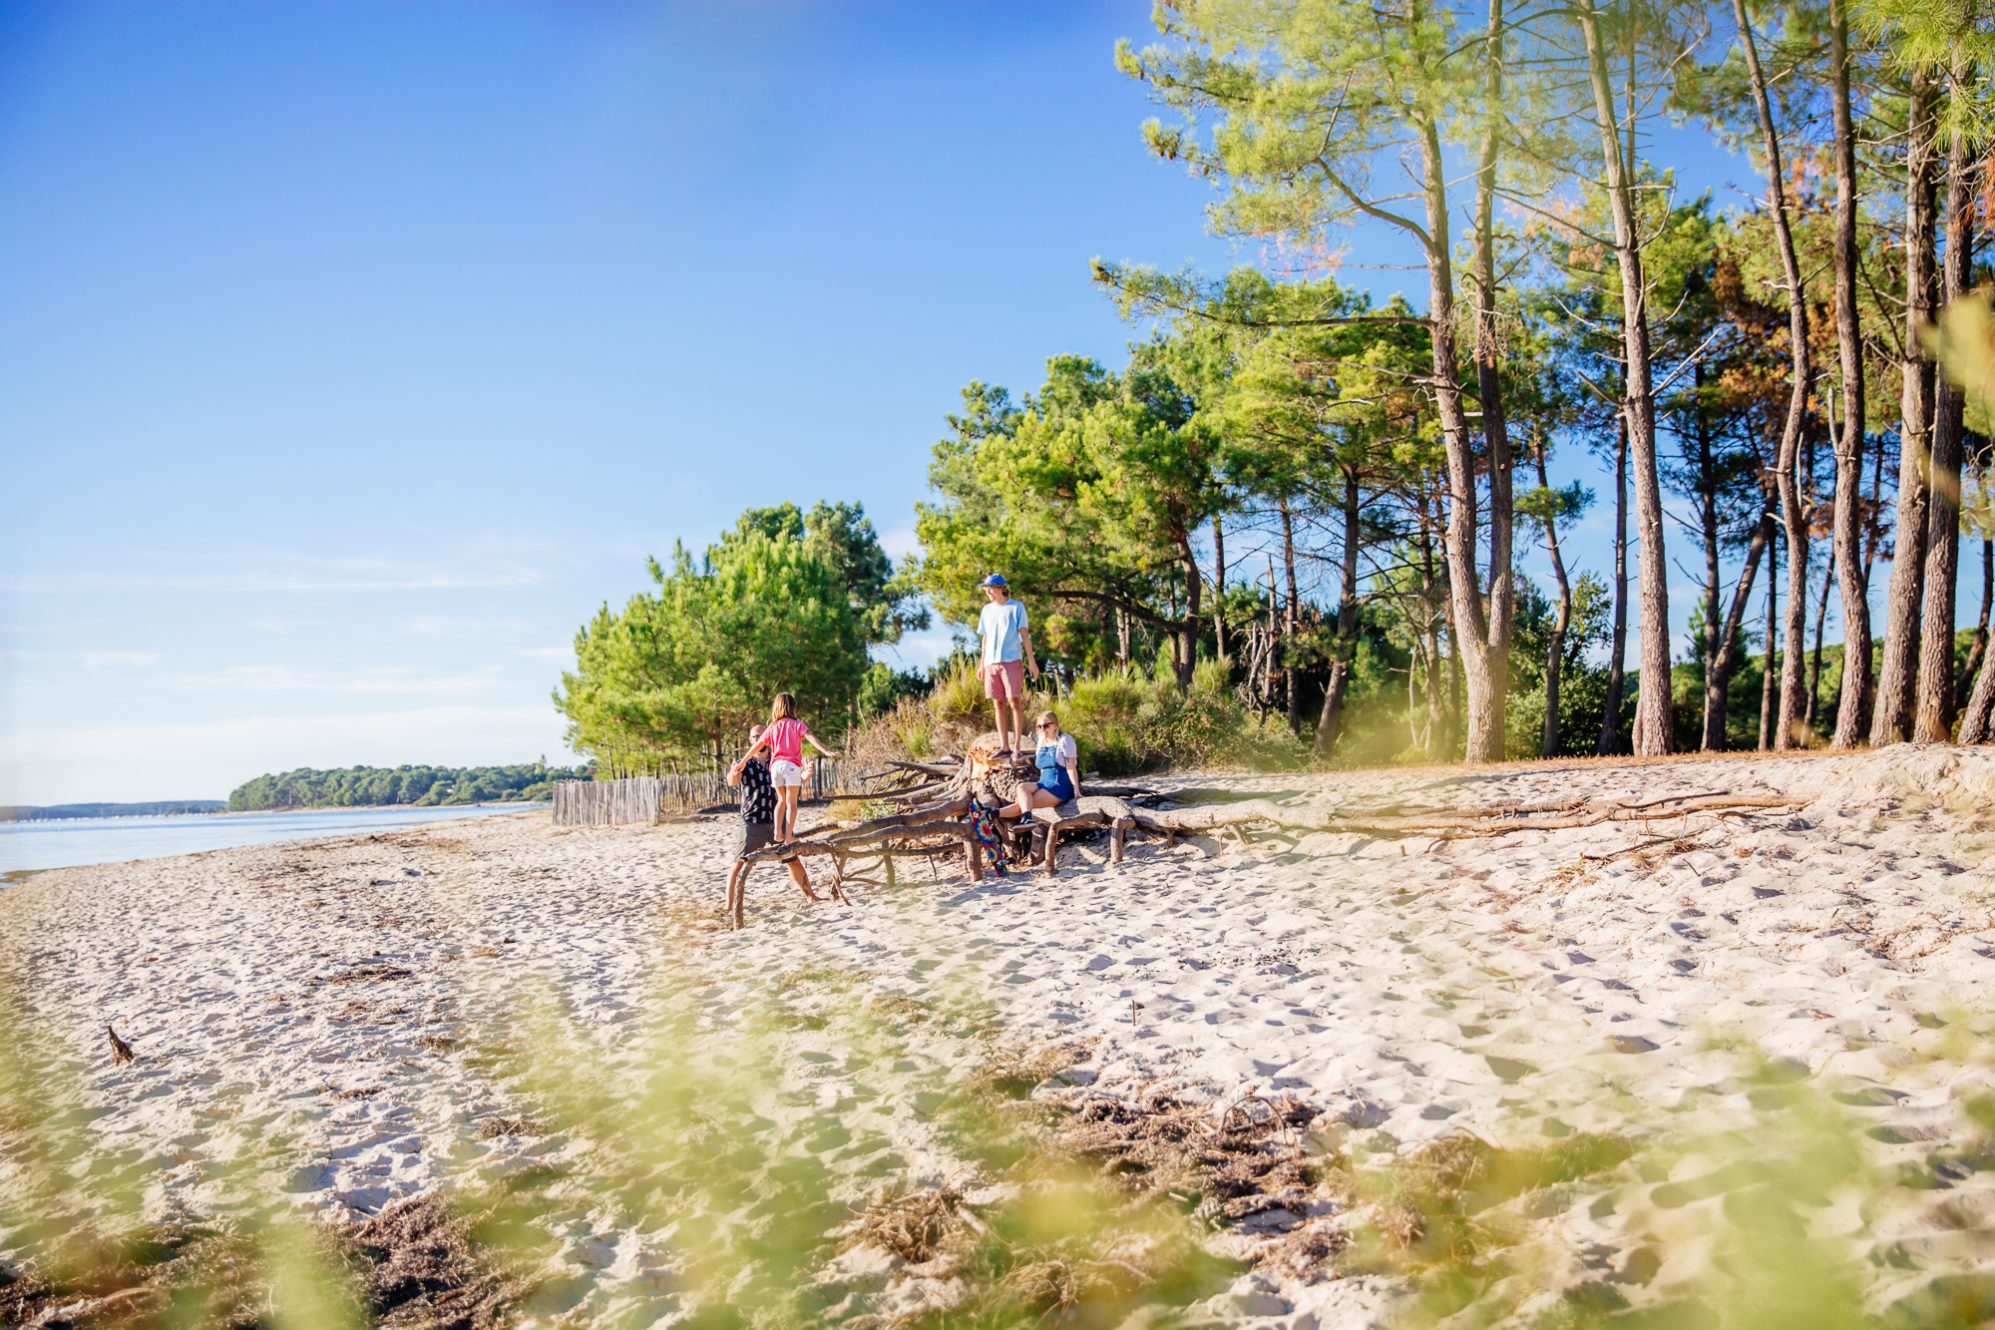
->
xmin=6 ymin=745 xmax=1995 ymax=1326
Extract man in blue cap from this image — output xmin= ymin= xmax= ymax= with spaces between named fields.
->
xmin=977 ymin=573 xmax=1039 ymax=756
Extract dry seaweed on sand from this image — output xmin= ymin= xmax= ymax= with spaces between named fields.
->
xmin=1062 ymin=1090 xmax=1331 ymax=1231
xmin=849 ymin=1184 xmax=968 ymax=1265
xmin=964 ymin=1038 xmax=1096 ymax=1102
xmin=0 ymin=1220 xmax=273 ymax=1330
xmin=339 ymin=1193 xmax=537 ymax=1330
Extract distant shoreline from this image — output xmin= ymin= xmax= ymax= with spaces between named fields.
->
xmin=3 ymin=799 xmax=549 ymax=825
xmin=213 ymin=799 xmax=548 ymax=818
xmin=0 ymin=802 xmax=550 ymax=877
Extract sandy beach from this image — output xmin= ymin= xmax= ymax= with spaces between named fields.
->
xmin=6 ymin=745 xmax=1995 ymax=1326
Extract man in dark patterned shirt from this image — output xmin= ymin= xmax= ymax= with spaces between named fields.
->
xmin=725 ymin=723 xmax=819 ymax=926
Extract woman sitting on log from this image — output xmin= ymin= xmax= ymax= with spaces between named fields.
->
xmin=1003 ymin=710 xmax=1080 ymax=820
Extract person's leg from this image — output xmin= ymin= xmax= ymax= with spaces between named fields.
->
xmin=786 ymin=857 xmax=820 ymax=901
xmin=780 ymin=787 xmax=800 ymax=842
xmin=986 ymin=667 xmax=1008 ymax=752
xmin=1004 ymin=662 xmax=1027 ymax=753
xmin=728 ymin=860 xmax=748 ymax=928
xmin=1004 ymin=785 xmax=1058 ymax=820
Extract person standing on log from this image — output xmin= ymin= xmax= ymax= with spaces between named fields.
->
xmin=739 ymin=692 xmax=840 ymax=845
xmin=977 ymin=573 xmax=1039 ymax=757
xmin=724 ymin=723 xmax=819 ymax=927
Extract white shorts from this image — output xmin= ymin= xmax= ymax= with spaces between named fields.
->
xmin=770 ymin=759 xmax=805 ymax=789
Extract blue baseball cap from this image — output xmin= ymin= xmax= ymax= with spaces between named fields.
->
xmin=981 ymin=573 xmax=1008 ymax=587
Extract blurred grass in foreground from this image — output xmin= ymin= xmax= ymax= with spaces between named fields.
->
xmin=9 ymin=961 xmax=1995 ymax=1327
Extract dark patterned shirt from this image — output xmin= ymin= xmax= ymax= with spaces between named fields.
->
xmin=738 ymin=757 xmax=776 ymax=824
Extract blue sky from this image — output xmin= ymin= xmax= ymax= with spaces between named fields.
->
xmin=0 ymin=3 xmax=1974 ymax=803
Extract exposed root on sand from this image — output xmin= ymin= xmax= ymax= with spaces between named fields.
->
xmin=749 ymin=741 xmax=1804 ymax=886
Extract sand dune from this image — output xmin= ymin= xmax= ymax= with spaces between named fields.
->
xmin=5 ymin=745 xmax=1995 ymax=1326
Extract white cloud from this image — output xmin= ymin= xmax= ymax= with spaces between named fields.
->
xmin=0 ymin=705 xmax=573 ymax=804
xmin=401 ymin=616 xmax=526 ymax=639
xmin=512 ymin=646 xmax=572 ymax=662
xmin=79 ymin=650 xmax=163 ymax=672
xmin=5 ymin=553 xmax=545 ymax=596
xmin=175 ymin=665 xmax=508 ymax=696
xmin=878 ymin=526 xmax=921 ymax=561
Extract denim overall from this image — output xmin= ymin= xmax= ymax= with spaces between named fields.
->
xmin=1035 ymin=740 xmax=1075 ymax=803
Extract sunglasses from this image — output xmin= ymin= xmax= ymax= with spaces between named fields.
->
xmin=1036 ymin=722 xmax=1056 ymax=730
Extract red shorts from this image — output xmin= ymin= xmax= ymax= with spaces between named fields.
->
xmin=982 ymin=659 xmax=1026 ymax=699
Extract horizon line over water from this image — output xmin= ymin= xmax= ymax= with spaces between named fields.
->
xmin=0 ymin=803 xmax=546 ymax=877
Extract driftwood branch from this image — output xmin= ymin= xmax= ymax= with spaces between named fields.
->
xmin=740 ymin=736 xmax=1801 ymax=891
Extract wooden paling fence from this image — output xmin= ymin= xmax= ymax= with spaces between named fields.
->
xmin=552 ymin=761 xmax=849 ymax=827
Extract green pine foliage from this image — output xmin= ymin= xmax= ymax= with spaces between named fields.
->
xmin=554 ymin=503 xmax=912 ymax=775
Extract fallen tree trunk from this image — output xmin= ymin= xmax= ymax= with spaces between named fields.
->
xmin=739 ymin=780 xmax=1799 ymax=886
xmin=738 ymin=737 xmax=1801 ymax=889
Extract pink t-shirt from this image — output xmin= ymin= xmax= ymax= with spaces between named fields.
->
xmin=764 ymin=717 xmax=810 ymax=764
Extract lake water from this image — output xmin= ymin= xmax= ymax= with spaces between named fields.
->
xmin=0 ymin=804 xmax=547 ymax=876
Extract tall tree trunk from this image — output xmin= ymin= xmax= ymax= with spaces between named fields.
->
xmin=1418 ymin=110 xmax=1500 ymax=762
xmin=1316 ymin=470 xmax=1362 ymax=756
xmin=1709 ymin=517 xmax=1771 ymax=753
xmin=1959 ymin=537 xmax=1993 ymax=715
xmin=1264 ymin=554 xmax=1279 ymax=709
xmin=1115 ymin=605 xmax=1130 ymax=665
xmin=1536 ymin=438 xmax=1573 ymax=757
xmin=1872 ymin=69 xmax=1940 ymax=743
xmin=1580 ymin=0 xmax=1672 ymax=754
xmin=1212 ymin=510 xmax=1228 ymax=664
xmin=1419 ymin=521 xmax=1443 ymax=753
xmin=1808 ymin=551 xmax=1836 ymax=733
xmin=1279 ymin=497 xmax=1300 ymax=732
xmin=1179 ymin=537 xmax=1203 ymax=689
xmin=1734 ymin=0 xmax=1816 ymax=751
xmin=1473 ymin=0 xmax=1516 ymax=760
xmin=1962 ymin=646 xmax=1995 ymax=743
xmin=1961 ymin=539 xmax=1995 ymax=739
xmin=1915 ymin=69 xmax=1975 ymax=742
xmin=1829 ymin=0 xmax=1873 ymax=748
xmin=1760 ymin=535 xmax=1779 ymax=751
xmin=1598 ymin=413 xmax=1630 ymax=754
xmin=1696 ymin=370 xmax=1723 ymax=729
xmin=1861 ymin=397 xmax=1889 ymax=579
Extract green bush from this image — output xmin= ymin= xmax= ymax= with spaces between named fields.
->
xmin=1058 ymin=656 xmax=1306 ymax=775
xmin=844 ymin=653 xmax=1309 ymax=776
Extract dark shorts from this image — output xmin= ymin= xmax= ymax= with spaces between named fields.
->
xmin=739 ymin=820 xmax=775 ymax=860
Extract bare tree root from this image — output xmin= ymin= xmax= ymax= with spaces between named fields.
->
xmin=745 ymin=743 xmax=1803 ymax=889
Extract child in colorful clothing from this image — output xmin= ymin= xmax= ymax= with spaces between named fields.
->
xmin=738 ymin=692 xmax=840 ymax=845
xmin=1003 ymin=710 xmax=1081 ymax=820
xmin=725 ymin=723 xmax=819 ymax=927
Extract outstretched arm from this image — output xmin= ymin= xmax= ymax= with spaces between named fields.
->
xmin=804 ymin=733 xmax=841 ymax=759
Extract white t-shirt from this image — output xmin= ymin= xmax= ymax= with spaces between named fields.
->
xmin=978 ymin=599 xmax=1028 ymax=664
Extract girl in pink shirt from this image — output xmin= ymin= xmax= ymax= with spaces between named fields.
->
xmin=739 ymin=692 xmax=840 ymax=844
